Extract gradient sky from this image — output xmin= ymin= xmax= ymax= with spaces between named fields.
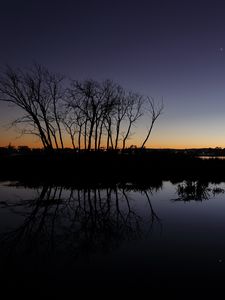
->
xmin=1 ymin=0 xmax=225 ymax=148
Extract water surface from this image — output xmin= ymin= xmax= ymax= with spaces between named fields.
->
xmin=0 ymin=180 xmax=225 ymax=292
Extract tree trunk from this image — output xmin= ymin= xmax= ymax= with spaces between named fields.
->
xmin=114 ymin=121 xmax=121 ymax=150
xmin=84 ymin=120 xmax=87 ymax=150
xmin=88 ymin=120 xmax=95 ymax=150
xmin=122 ymin=121 xmax=132 ymax=150
xmin=140 ymin=121 xmax=154 ymax=149
xmin=98 ymin=120 xmax=104 ymax=150
xmin=78 ymin=125 xmax=82 ymax=150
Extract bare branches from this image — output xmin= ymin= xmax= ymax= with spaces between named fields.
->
xmin=122 ymin=93 xmax=144 ymax=150
xmin=0 ymin=64 xmax=164 ymax=150
xmin=0 ymin=64 xmax=65 ymax=150
xmin=140 ymin=97 xmax=164 ymax=149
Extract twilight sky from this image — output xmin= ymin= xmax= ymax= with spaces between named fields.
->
xmin=1 ymin=0 xmax=225 ymax=148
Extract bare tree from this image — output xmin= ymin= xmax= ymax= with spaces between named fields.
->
xmin=63 ymin=103 xmax=86 ymax=150
xmin=122 ymin=93 xmax=143 ymax=150
xmin=99 ymin=80 xmax=119 ymax=150
xmin=140 ymin=97 xmax=164 ymax=149
xmin=113 ymin=86 xmax=128 ymax=150
xmin=0 ymin=64 xmax=164 ymax=151
xmin=63 ymin=111 xmax=77 ymax=149
xmin=67 ymin=80 xmax=103 ymax=150
xmin=0 ymin=64 xmax=65 ymax=150
xmin=67 ymin=79 xmax=123 ymax=151
xmin=46 ymin=72 xmax=65 ymax=149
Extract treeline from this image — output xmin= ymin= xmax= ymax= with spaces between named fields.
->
xmin=0 ymin=64 xmax=163 ymax=151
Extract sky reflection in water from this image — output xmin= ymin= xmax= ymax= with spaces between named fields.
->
xmin=0 ymin=180 xmax=225 ymax=291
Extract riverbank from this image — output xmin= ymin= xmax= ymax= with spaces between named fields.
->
xmin=1 ymin=151 xmax=225 ymax=184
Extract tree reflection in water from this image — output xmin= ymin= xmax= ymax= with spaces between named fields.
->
xmin=0 ymin=184 xmax=162 ymax=260
xmin=172 ymin=180 xmax=225 ymax=202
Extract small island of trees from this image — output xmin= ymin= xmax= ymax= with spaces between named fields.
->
xmin=2 ymin=64 xmax=225 ymax=185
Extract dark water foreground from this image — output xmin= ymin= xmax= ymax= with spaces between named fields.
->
xmin=1 ymin=179 xmax=225 ymax=295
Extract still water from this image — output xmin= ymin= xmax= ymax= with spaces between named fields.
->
xmin=199 ymin=156 xmax=225 ymax=160
xmin=0 ymin=180 xmax=225 ymax=292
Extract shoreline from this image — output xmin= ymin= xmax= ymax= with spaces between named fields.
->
xmin=1 ymin=152 xmax=225 ymax=185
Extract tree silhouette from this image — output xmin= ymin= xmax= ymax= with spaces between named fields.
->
xmin=0 ymin=64 xmax=164 ymax=150
xmin=141 ymin=97 xmax=164 ymax=149
xmin=0 ymin=64 xmax=65 ymax=150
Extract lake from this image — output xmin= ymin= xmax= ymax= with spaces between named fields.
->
xmin=0 ymin=180 xmax=225 ymax=293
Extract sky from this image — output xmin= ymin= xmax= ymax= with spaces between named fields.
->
xmin=1 ymin=0 xmax=225 ymax=148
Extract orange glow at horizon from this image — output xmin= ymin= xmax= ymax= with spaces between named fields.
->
xmin=1 ymin=109 xmax=225 ymax=149
xmin=1 ymin=131 xmax=225 ymax=150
